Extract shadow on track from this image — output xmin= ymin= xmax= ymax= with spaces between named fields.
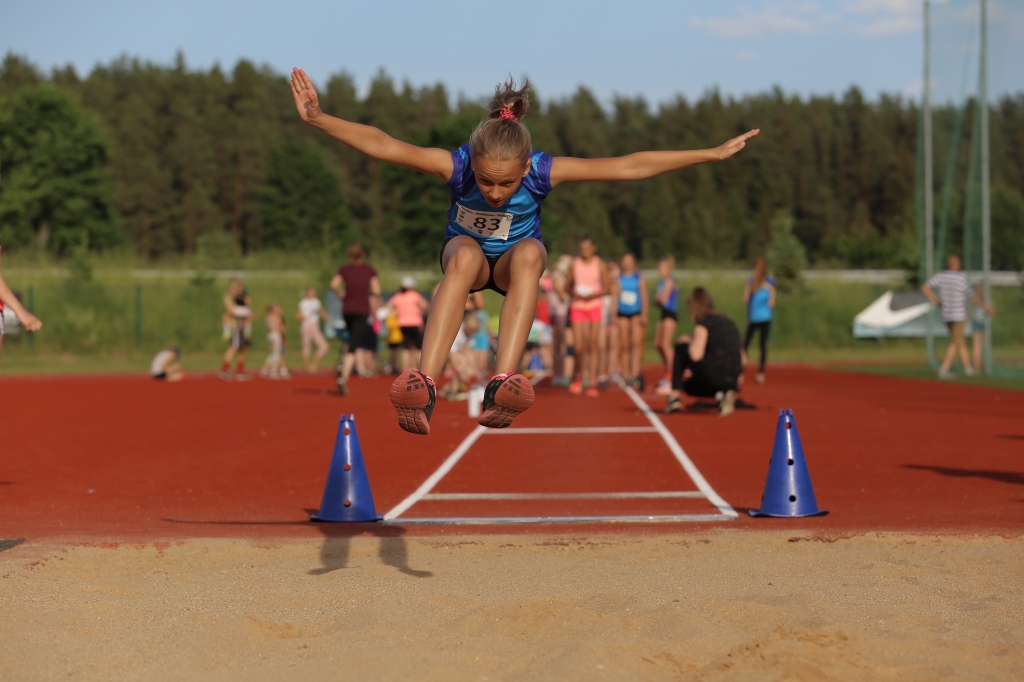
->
xmin=903 ymin=465 xmax=1024 ymax=486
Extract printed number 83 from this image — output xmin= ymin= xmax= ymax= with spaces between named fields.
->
xmin=473 ymin=216 xmax=502 ymax=232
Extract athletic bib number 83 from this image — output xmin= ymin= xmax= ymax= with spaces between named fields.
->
xmin=455 ymin=204 xmax=513 ymax=241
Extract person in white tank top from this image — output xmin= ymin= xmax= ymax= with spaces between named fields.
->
xmin=297 ymin=286 xmax=330 ymax=372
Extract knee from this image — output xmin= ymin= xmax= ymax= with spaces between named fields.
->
xmin=511 ymin=241 xmax=546 ymax=273
xmin=446 ymin=246 xmax=484 ymax=275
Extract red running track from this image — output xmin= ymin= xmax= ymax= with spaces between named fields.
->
xmin=1 ymin=366 xmax=1022 ymax=542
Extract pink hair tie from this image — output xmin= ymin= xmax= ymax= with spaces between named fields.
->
xmin=499 ymin=107 xmax=515 ymax=120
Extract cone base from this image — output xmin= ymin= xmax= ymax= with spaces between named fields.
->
xmin=310 ymin=513 xmax=382 ymax=523
xmin=748 ymin=509 xmax=829 ymax=518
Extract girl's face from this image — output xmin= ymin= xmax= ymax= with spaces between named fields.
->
xmin=657 ymin=261 xmax=671 ymax=278
xmin=621 ymin=254 xmax=636 ymax=272
xmin=306 ymin=287 xmax=316 ymax=298
xmin=472 ymin=157 xmax=530 ymax=208
xmin=579 ymin=240 xmax=596 ymax=259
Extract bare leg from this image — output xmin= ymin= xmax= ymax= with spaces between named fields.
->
xmin=939 ymin=342 xmax=957 ymax=372
xmin=491 ymin=239 xmax=547 ymax=374
xmin=419 ymin=237 xmax=489 ymax=378
xmin=957 ymin=341 xmax=973 ymax=372
xmin=631 ymin=316 xmax=644 ymax=378
xmin=972 ymin=332 xmax=983 ymax=370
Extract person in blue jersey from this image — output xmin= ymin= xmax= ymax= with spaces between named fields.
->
xmin=653 ymin=256 xmax=678 ymax=396
xmin=742 ymin=257 xmax=776 ymax=384
xmin=616 ymin=253 xmax=648 ymax=390
xmin=290 ymin=69 xmax=759 ymax=435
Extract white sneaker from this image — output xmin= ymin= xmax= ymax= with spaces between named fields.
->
xmin=964 ymin=368 xmax=977 ymax=377
xmin=654 ymin=378 xmax=672 ymax=396
xmin=719 ymin=390 xmax=737 ymax=417
xmin=938 ymin=369 xmax=955 ymax=380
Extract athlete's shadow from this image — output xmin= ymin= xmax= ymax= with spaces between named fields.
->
xmin=306 ymin=513 xmax=433 ymax=578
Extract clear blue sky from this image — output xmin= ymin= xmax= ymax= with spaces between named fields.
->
xmin=1 ymin=0 xmax=926 ymax=104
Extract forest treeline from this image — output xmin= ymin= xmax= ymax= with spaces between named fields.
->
xmin=1 ymin=52 xmax=1023 ymax=268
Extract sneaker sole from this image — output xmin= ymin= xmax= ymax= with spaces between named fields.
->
xmin=478 ymin=374 xmax=534 ymax=429
xmin=390 ymin=371 xmax=431 ymax=435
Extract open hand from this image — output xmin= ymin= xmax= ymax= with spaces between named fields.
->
xmin=290 ymin=68 xmax=322 ymax=123
xmin=715 ymin=129 xmax=760 ymax=161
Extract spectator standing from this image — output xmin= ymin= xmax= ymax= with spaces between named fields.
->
xmin=330 ymin=242 xmax=382 ymax=394
xmin=742 ymin=257 xmax=776 ymax=384
xmin=0 ymin=246 xmax=43 ymax=355
xmin=546 ymin=257 xmax=573 ymax=386
xmin=219 ymin=278 xmax=252 ymax=380
xmin=969 ymin=283 xmax=996 ymax=373
xmin=567 ymin=235 xmax=610 ymax=398
xmin=616 ymin=253 xmax=648 ymax=390
xmin=922 ymin=254 xmax=974 ymax=378
xmin=664 ymin=287 xmax=745 ymax=417
xmin=653 ymin=256 xmax=678 ymax=396
xmin=389 ymin=276 xmax=429 ymax=371
xmin=297 ymin=286 xmax=330 ymax=373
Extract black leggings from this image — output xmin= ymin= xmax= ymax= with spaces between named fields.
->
xmin=743 ymin=321 xmax=771 ymax=373
xmin=672 ymin=342 xmax=736 ymax=398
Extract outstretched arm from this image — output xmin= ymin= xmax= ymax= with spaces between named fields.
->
xmin=290 ymin=68 xmax=453 ymax=180
xmin=549 ymin=129 xmax=759 ymax=186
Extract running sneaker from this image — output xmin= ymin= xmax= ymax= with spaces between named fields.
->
xmin=664 ymin=396 xmax=682 ymax=414
xmin=550 ymin=375 xmax=569 ymax=388
xmin=965 ymin=367 xmax=978 ymax=377
xmin=635 ymin=373 xmax=646 ymax=392
xmin=654 ymin=377 xmax=672 ymax=396
xmin=719 ymin=390 xmax=737 ymax=417
xmin=234 ymin=372 xmax=253 ymax=381
xmin=390 ymin=370 xmax=436 ymax=435
xmin=584 ymin=387 xmax=600 ymax=398
xmin=597 ymin=377 xmax=609 ymax=391
xmin=336 ymin=375 xmax=349 ymax=395
xmin=568 ymin=377 xmax=583 ymax=395
xmin=938 ymin=369 xmax=955 ymax=380
xmin=217 ymin=370 xmax=233 ymax=381
xmin=479 ymin=372 xmax=535 ymax=429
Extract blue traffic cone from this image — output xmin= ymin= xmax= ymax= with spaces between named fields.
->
xmin=749 ymin=409 xmax=828 ymax=518
xmin=311 ymin=414 xmax=380 ymax=522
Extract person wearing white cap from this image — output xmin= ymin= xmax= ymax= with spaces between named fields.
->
xmin=388 ymin=276 xmax=429 ymax=372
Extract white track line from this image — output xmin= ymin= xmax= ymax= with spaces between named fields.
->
xmin=389 ymin=514 xmax=727 ymax=525
xmin=622 ymin=386 xmax=738 ymax=519
xmin=423 ymin=491 xmax=704 ymax=500
xmin=382 ymin=425 xmax=487 ymax=520
xmin=483 ymin=426 xmax=657 ymax=435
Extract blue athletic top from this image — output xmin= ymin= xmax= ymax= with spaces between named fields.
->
xmin=445 ymin=144 xmax=554 ymax=258
xmin=617 ymin=272 xmax=642 ymax=315
xmin=656 ymin=279 xmax=678 ymax=313
xmin=748 ymin=277 xmax=776 ymax=323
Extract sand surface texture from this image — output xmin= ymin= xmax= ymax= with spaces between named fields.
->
xmin=1 ymin=531 xmax=1022 ymax=681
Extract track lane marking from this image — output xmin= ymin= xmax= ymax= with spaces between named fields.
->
xmin=389 ymin=514 xmax=728 ymax=524
xmin=423 ymin=491 xmax=705 ymax=500
xmin=622 ymin=386 xmax=738 ymax=519
xmin=483 ymin=426 xmax=657 ymax=435
xmin=382 ymin=425 xmax=487 ymax=520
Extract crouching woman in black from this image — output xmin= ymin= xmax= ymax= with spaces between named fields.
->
xmin=664 ymin=287 xmax=745 ymax=417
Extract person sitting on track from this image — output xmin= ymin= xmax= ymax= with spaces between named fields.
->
xmin=150 ymin=346 xmax=184 ymax=382
xmin=289 ymin=67 xmax=758 ymax=434
xmin=219 ymin=278 xmax=252 ymax=380
xmin=664 ymin=287 xmax=746 ymax=417
xmin=0 ymin=245 xmax=43 ymax=355
xmin=297 ymin=286 xmax=330 ymax=373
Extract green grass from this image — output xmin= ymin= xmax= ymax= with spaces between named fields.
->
xmin=2 ymin=251 xmax=1022 ymax=378
xmin=830 ymin=362 xmax=1024 ymax=391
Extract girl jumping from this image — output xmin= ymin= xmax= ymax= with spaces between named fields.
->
xmin=290 ymin=69 xmax=758 ymax=434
